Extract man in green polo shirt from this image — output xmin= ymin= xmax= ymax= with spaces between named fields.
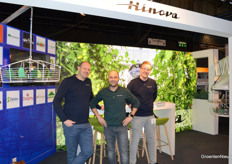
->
xmin=90 ymin=70 xmax=139 ymax=164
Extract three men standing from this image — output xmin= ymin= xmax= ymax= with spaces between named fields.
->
xmin=53 ymin=60 xmax=157 ymax=164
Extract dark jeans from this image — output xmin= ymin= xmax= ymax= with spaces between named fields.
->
xmin=63 ymin=123 xmax=93 ymax=164
xmin=104 ymin=126 xmax=129 ymax=164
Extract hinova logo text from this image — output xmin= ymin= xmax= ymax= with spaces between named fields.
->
xmin=117 ymin=1 xmax=180 ymax=19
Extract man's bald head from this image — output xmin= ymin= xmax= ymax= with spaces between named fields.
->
xmin=108 ymin=70 xmax=119 ymax=88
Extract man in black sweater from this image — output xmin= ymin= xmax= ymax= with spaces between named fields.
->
xmin=53 ymin=61 xmax=95 ymax=164
xmin=127 ymin=61 xmax=157 ymax=164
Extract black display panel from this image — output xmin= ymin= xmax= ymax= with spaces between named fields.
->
xmin=9 ymin=48 xmax=52 ymax=86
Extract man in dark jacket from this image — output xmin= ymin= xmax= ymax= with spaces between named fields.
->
xmin=128 ymin=61 xmax=157 ymax=164
xmin=53 ymin=61 xmax=95 ymax=164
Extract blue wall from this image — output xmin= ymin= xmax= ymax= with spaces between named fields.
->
xmin=0 ymin=24 xmax=57 ymax=164
xmin=0 ymin=86 xmax=56 ymax=164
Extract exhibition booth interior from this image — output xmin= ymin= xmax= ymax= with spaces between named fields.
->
xmin=0 ymin=0 xmax=232 ymax=163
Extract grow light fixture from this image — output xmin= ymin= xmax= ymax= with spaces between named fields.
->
xmin=0 ymin=7 xmax=61 ymax=83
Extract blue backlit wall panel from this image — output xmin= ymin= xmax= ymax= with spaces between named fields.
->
xmin=0 ymin=23 xmax=57 ymax=164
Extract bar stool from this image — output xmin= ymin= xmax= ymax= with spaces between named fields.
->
xmin=92 ymin=126 xmax=106 ymax=164
xmin=155 ymin=117 xmax=174 ymax=160
xmin=88 ymin=117 xmax=120 ymax=164
xmin=127 ymin=123 xmax=150 ymax=164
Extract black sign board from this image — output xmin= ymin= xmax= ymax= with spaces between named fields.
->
xmin=23 ymin=32 xmax=34 ymax=49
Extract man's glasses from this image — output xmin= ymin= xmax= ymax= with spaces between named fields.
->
xmin=141 ymin=68 xmax=151 ymax=71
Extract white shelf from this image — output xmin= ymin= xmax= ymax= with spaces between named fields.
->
xmin=215 ymin=114 xmax=229 ymax=118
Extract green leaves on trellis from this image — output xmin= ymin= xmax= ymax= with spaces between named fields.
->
xmin=151 ymin=50 xmax=197 ymax=111
xmin=56 ymin=42 xmax=130 ymax=95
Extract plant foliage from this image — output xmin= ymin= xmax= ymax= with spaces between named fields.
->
xmin=151 ymin=50 xmax=197 ymax=111
xmin=56 ymin=42 xmax=130 ymax=95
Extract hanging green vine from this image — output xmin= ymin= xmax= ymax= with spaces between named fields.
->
xmin=150 ymin=50 xmax=197 ymax=111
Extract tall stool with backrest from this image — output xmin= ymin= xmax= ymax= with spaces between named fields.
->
xmin=88 ymin=117 xmax=120 ymax=164
xmin=155 ymin=117 xmax=174 ymax=161
xmin=88 ymin=117 xmax=105 ymax=164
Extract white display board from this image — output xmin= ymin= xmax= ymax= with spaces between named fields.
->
xmin=36 ymin=89 xmax=46 ymax=104
xmin=36 ymin=36 xmax=46 ymax=52
xmin=7 ymin=90 xmax=20 ymax=109
xmin=47 ymin=89 xmax=55 ymax=103
xmin=23 ymin=90 xmax=34 ymax=107
xmin=4 ymin=0 xmax=232 ymax=37
xmin=47 ymin=39 xmax=56 ymax=55
xmin=7 ymin=26 xmax=20 ymax=47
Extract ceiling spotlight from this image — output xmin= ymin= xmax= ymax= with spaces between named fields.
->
xmin=221 ymin=0 xmax=226 ymax=2
xmin=230 ymin=0 xmax=232 ymax=4
xmin=80 ymin=13 xmax=85 ymax=16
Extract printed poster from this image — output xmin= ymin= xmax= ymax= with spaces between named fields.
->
xmin=7 ymin=26 xmax=20 ymax=47
xmin=47 ymin=89 xmax=55 ymax=103
xmin=36 ymin=36 xmax=46 ymax=52
xmin=47 ymin=39 xmax=56 ymax=55
xmin=23 ymin=90 xmax=34 ymax=107
xmin=36 ymin=89 xmax=46 ymax=104
xmin=7 ymin=91 xmax=20 ymax=109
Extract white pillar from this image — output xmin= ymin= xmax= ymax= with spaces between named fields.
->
xmin=229 ymin=37 xmax=232 ymax=164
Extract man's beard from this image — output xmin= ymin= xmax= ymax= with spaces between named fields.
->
xmin=110 ymin=84 xmax=117 ymax=87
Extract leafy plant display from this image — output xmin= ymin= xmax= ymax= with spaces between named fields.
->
xmin=194 ymin=90 xmax=208 ymax=99
xmin=55 ymin=45 xmax=197 ymax=147
xmin=151 ymin=50 xmax=197 ymax=132
xmin=56 ymin=42 xmax=130 ymax=95
xmin=175 ymin=109 xmax=192 ymax=132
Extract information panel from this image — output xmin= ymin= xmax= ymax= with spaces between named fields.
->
xmin=47 ymin=89 xmax=55 ymax=103
xmin=36 ymin=36 xmax=46 ymax=52
xmin=6 ymin=90 xmax=20 ymax=109
xmin=23 ymin=90 xmax=34 ymax=107
xmin=36 ymin=89 xmax=46 ymax=104
xmin=6 ymin=26 xmax=20 ymax=47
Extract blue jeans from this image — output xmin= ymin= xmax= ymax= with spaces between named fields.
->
xmin=104 ymin=126 xmax=129 ymax=164
xmin=130 ymin=116 xmax=156 ymax=164
xmin=63 ymin=123 xmax=93 ymax=164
